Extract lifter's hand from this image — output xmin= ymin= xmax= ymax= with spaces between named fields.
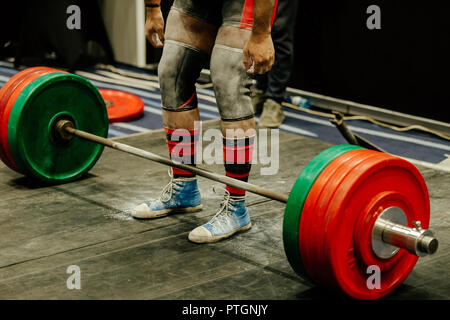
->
xmin=243 ymin=32 xmax=274 ymax=75
xmin=145 ymin=7 xmax=165 ymax=48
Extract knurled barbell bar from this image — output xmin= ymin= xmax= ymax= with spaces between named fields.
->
xmin=0 ymin=68 xmax=439 ymax=300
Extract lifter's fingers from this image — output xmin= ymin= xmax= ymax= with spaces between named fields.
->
xmin=152 ymin=33 xmax=164 ymax=48
xmin=254 ymin=60 xmax=268 ymax=74
xmin=255 ymin=54 xmax=275 ymax=74
xmin=247 ymin=58 xmax=255 ymax=75
xmin=147 ymin=31 xmax=163 ymax=48
xmin=156 ymin=27 xmax=165 ymax=46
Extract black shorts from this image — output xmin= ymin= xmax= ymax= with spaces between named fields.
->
xmin=172 ymin=0 xmax=277 ymax=30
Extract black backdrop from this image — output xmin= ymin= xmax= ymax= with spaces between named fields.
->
xmin=291 ymin=0 xmax=450 ymax=122
xmin=0 ymin=0 xmax=113 ymax=71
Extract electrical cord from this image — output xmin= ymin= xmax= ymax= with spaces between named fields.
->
xmin=282 ymin=102 xmax=450 ymax=141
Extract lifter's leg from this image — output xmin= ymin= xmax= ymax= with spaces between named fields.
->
xmin=132 ymin=10 xmax=218 ymax=219
xmin=189 ymin=26 xmax=256 ymax=243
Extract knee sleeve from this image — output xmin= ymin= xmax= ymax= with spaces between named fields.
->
xmin=210 ymin=44 xmax=254 ymax=121
xmin=158 ymin=40 xmax=209 ymax=111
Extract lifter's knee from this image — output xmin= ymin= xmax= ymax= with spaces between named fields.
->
xmin=210 ymin=44 xmax=254 ymax=122
xmin=158 ymin=40 xmax=209 ymax=111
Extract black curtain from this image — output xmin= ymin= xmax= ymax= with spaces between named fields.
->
xmin=291 ymin=0 xmax=450 ymax=122
xmin=0 ymin=0 xmax=114 ymax=70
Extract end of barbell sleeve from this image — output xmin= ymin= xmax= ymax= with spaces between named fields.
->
xmin=418 ymin=234 xmax=439 ymax=255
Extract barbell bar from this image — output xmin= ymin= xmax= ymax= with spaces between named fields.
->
xmin=0 ymin=68 xmax=440 ymax=299
xmin=57 ymin=119 xmax=289 ymax=203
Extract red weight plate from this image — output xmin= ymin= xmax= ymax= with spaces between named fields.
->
xmin=0 ymin=67 xmax=57 ymax=170
xmin=99 ymin=89 xmax=144 ymax=123
xmin=0 ymin=68 xmax=62 ymax=172
xmin=307 ymin=150 xmax=384 ymax=288
xmin=299 ymin=149 xmax=368 ymax=286
xmin=301 ymin=149 xmax=429 ymax=300
xmin=299 ymin=150 xmax=373 ymax=296
xmin=0 ymin=67 xmax=60 ymax=171
xmin=327 ymin=153 xmax=429 ymax=300
xmin=0 ymin=67 xmax=52 ymax=104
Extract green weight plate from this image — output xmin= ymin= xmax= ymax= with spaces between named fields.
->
xmin=7 ymin=72 xmax=108 ymax=183
xmin=283 ymin=144 xmax=362 ymax=282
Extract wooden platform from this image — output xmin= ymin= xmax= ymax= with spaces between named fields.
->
xmin=0 ymin=120 xmax=448 ymax=300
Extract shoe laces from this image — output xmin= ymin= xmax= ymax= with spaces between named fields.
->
xmin=210 ymin=187 xmax=245 ymax=226
xmin=159 ymin=169 xmax=190 ymax=203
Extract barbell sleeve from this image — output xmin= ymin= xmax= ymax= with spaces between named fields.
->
xmin=373 ymin=218 xmax=438 ymax=256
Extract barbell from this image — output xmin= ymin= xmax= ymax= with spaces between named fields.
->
xmin=0 ymin=67 xmax=439 ymax=300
